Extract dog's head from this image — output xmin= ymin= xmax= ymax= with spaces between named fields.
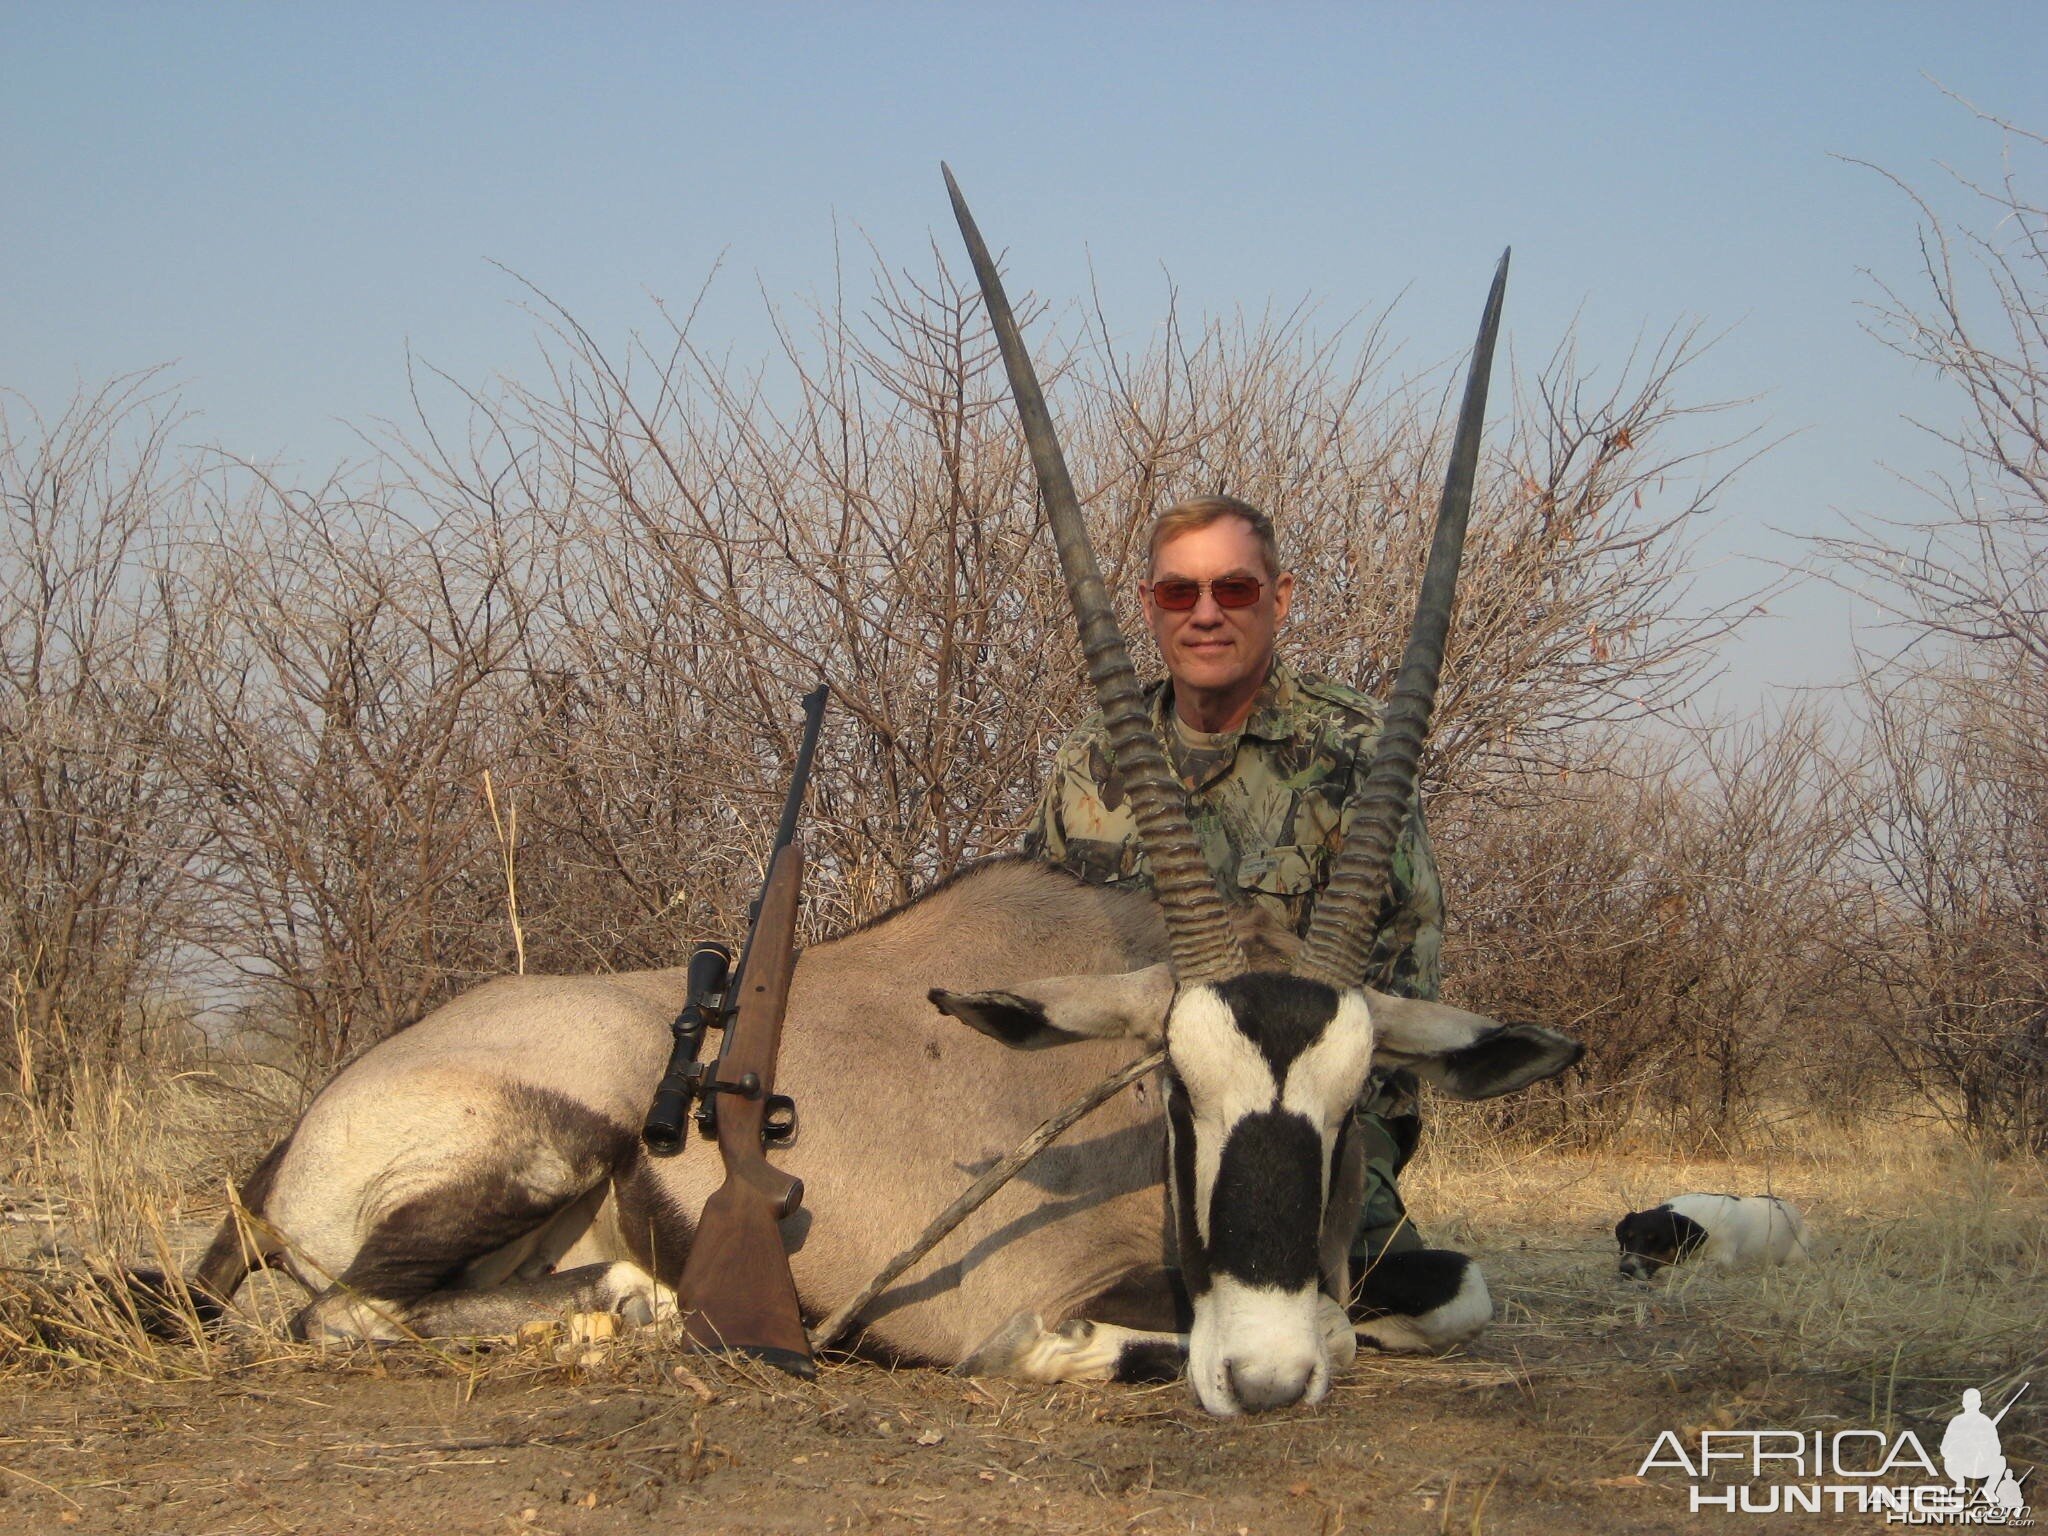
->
xmin=1615 ymin=1206 xmax=1709 ymax=1280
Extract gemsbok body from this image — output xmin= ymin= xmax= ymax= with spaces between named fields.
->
xmin=146 ymin=177 xmax=1579 ymax=1416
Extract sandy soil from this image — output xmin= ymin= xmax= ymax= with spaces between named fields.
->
xmin=0 ymin=1301 xmax=1835 ymax=1536
xmin=3 ymin=1129 xmax=2041 ymax=1535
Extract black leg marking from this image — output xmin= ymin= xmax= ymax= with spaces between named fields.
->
xmin=1113 ymin=1338 xmax=1188 ymax=1384
xmin=615 ymin=1154 xmax=697 ymax=1288
xmin=1349 ymin=1248 xmax=1473 ymax=1321
xmin=334 ymin=1085 xmax=633 ymax=1307
xmin=100 ymin=1267 xmax=229 ymax=1340
xmin=1082 ymin=1265 xmax=1192 ymax=1334
xmin=1348 ymin=1248 xmax=1493 ymax=1352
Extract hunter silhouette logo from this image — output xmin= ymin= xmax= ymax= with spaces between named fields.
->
xmin=1941 ymin=1386 xmax=2031 ymax=1519
xmin=1636 ymin=1381 xmax=2033 ymax=1521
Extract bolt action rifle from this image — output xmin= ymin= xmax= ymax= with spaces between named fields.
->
xmin=641 ymin=682 xmax=827 ymax=1378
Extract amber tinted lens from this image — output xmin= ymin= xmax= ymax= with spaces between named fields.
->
xmin=1149 ymin=576 xmax=1262 ymax=611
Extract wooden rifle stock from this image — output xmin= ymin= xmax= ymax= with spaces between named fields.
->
xmin=672 ymin=841 xmax=815 ymax=1377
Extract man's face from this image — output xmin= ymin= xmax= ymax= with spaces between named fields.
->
xmin=1140 ymin=516 xmax=1293 ymax=701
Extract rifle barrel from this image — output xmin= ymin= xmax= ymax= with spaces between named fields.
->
xmin=733 ymin=684 xmax=829 ymax=993
xmin=693 ymin=683 xmax=830 ymax=1141
xmin=772 ymin=683 xmax=830 ymax=854
xmin=1991 ymin=1381 xmax=2029 ymax=1425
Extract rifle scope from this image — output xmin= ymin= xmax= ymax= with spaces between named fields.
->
xmin=641 ymin=942 xmax=733 ymax=1155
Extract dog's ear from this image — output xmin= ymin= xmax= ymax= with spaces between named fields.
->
xmin=1614 ymin=1212 xmax=1638 ymax=1246
xmin=1667 ymin=1211 xmax=1710 ymax=1258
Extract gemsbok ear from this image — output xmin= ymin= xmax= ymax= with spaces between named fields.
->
xmin=1364 ymin=991 xmax=1583 ymax=1100
xmin=929 ymin=965 xmax=1175 ymax=1050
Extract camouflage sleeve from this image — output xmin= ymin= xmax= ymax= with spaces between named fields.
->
xmin=1018 ymin=719 xmax=1147 ymax=889
xmin=1339 ymin=793 xmax=1444 ymax=1003
xmin=1390 ymin=803 xmax=1444 ymax=1002
xmin=1017 ymin=731 xmax=1081 ymax=865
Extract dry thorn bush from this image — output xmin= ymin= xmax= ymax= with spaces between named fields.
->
xmin=1813 ymin=105 xmax=2048 ymax=1154
xmin=16 ymin=239 xmax=1718 ymax=1090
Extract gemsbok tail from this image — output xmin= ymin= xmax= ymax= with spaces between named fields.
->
xmin=118 ymin=1132 xmax=294 ymax=1338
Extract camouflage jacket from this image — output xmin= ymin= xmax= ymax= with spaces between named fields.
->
xmin=1019 ymin=659 xmax=1443 ymax=1001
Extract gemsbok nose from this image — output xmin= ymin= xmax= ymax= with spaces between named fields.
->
xmin=1225 ymin=1346 xmax=1328 ymax=1413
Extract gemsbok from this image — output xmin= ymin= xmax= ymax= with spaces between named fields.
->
xmin=139 ymin=176 xmax=1578 ymax=1416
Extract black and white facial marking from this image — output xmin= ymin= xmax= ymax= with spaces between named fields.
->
xmin=1164 ymin=972 xmax=1376 ymax=1415
xmin=1615 ymin=1206 xmax=1710 ymax=1280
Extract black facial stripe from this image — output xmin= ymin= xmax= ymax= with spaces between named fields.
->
xmin=1165 ymin=1078 xmax=1210 ymax=1297
xmin=1214 ymin=972 xmax=1341 ymax=1085
xmin=1322 ymin=1111 xmax=1356 ymax=1287
xmin=1207 ymin=1109 xmax=1323 ymax=1289
xmin=1326 ymin=1112 xmax=1352 ymax=1211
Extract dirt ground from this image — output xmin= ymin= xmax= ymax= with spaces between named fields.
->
xmin=3 ymin=1123 xmax=2042 ymax=1535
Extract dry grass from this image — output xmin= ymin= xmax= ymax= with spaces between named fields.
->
xmin=1 ymin=1051 xmax=296 ymax=1382
xmin=1415 ymin=1105 xmax=2048 ymax=1436
xmin=0 ymin=1069 xmax=2041 ymax=1533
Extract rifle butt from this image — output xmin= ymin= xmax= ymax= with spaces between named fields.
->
xmin=674 ymin=1177 xmax=815 ymax=1378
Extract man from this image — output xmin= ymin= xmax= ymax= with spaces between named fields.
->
xmin=1021 ymin=494 xmax=1443 ymax=1276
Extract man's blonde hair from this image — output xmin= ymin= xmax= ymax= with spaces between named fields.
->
xmin=1147 ymin=495 xmax=1282 ymax=579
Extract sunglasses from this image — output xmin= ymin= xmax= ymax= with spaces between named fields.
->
xmin=1146 ymin=575 xmax=1264 ymax=611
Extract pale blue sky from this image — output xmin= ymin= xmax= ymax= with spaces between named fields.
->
xmin=5 ymin=4 xmax=2043 ymax=715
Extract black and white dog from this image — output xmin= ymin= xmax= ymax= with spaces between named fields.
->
xmin=1615 ymin=1194 xmax=1810 ymax=1279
